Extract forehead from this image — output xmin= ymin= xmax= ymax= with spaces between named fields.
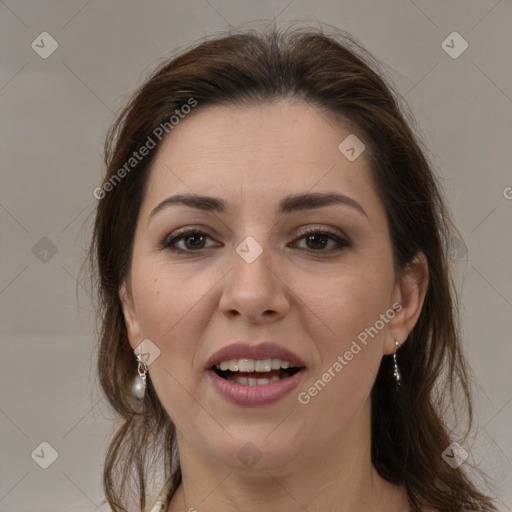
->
xmin=140 ymin=100 xmax=377 ymax=216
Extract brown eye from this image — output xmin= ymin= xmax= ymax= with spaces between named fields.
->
xmin=160 ymin=229 xmax=220 ymax=252
xmin=292 ymin=228 xmax=350 ymax=252
xmin=304 ymin=233 xmax=329 ymax=250
xmin=182 ymin=233 xmax=206 ymax=250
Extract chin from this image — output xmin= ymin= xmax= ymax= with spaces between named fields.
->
xmin=203 ymin=426 xmax=308 ymax=474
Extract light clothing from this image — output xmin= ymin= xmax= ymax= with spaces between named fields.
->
xmin=146 ymin=480 xmax=172 ymax=512
xmin=147 ymin=496 xmax=168 ymax=512
xmin=147 ymin=494 xmax=168 ymax=512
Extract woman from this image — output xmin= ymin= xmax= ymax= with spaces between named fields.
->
xmin=89 ymin=25 xmax=496 ymax=512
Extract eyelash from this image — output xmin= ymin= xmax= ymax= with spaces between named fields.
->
xmin=159 ymin=226 xmax=351 ymax=254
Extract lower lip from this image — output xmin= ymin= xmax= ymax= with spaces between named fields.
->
xmin=206 ymin=369 xmax=305 ymax=406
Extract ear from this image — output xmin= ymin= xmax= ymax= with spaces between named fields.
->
xmin=119 ymin=281 xmax=143 ymax=351
xmin=383 ymin=252 xmax=429 ymax=355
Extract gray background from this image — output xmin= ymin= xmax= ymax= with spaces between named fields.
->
xmin=1 ymin=1 xmax=511 ymax=511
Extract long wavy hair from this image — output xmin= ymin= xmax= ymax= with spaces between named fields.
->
xmin=87 ymin=24 xmax=496 ymax=511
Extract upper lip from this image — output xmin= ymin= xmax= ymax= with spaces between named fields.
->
xmin=205 ymin=342 xmax=306 ymax=370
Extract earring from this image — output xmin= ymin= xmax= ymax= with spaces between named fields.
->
xmin=393 ymin=340 xmax=401 ymax=390
xmin=131 ymin=346 xmax=148 ymax=400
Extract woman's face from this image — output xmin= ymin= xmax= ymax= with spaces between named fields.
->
xmin=120 ymin=100 xmax=420 ymax=474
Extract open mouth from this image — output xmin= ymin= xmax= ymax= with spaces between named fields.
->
xmin=212 ymin=358 xmax=304 ymax=386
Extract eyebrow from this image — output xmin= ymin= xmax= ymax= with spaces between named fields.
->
xmin=148 ymin=191 xmax=368 ymax=223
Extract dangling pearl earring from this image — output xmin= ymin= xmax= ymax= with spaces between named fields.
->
xmin=131 ymin=345 xmax=148 ymax=399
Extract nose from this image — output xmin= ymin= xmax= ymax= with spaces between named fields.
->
xmin=219 ymin=245 xmax=290 ymax=324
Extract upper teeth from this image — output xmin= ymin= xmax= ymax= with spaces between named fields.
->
xmin=216 ymin=358 xmax=292 ymax=372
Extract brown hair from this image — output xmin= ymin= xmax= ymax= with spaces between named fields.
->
xmin=88 ymin=25 xmax=496 ymax=511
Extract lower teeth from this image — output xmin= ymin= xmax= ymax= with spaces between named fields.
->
xmin=227 ymin=375 xmax=281 ymax=386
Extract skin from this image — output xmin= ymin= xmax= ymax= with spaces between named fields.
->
xmin=120 ymin=100 xmax=428 ymax=512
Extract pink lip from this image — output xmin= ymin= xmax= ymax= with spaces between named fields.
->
xmin=205 ymin=341 xmax=306 ymax=370
xmin=204 ymin=342 xmax=307 ymax=406
xmin=206 ymin=367 xmax=306 ymax=406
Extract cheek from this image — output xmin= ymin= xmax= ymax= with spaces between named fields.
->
xmin=297 ymin=261 xmax=395 ymax=348
xmin=130 ymin=266 xmax=213 ymax=428
xmin=130 ymin=260 xmax=216 ymax=387
xmin=131 ymin=259 xmax=211 ymax=341
xmin=295 ymin=261 xmax=394 ymax=400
